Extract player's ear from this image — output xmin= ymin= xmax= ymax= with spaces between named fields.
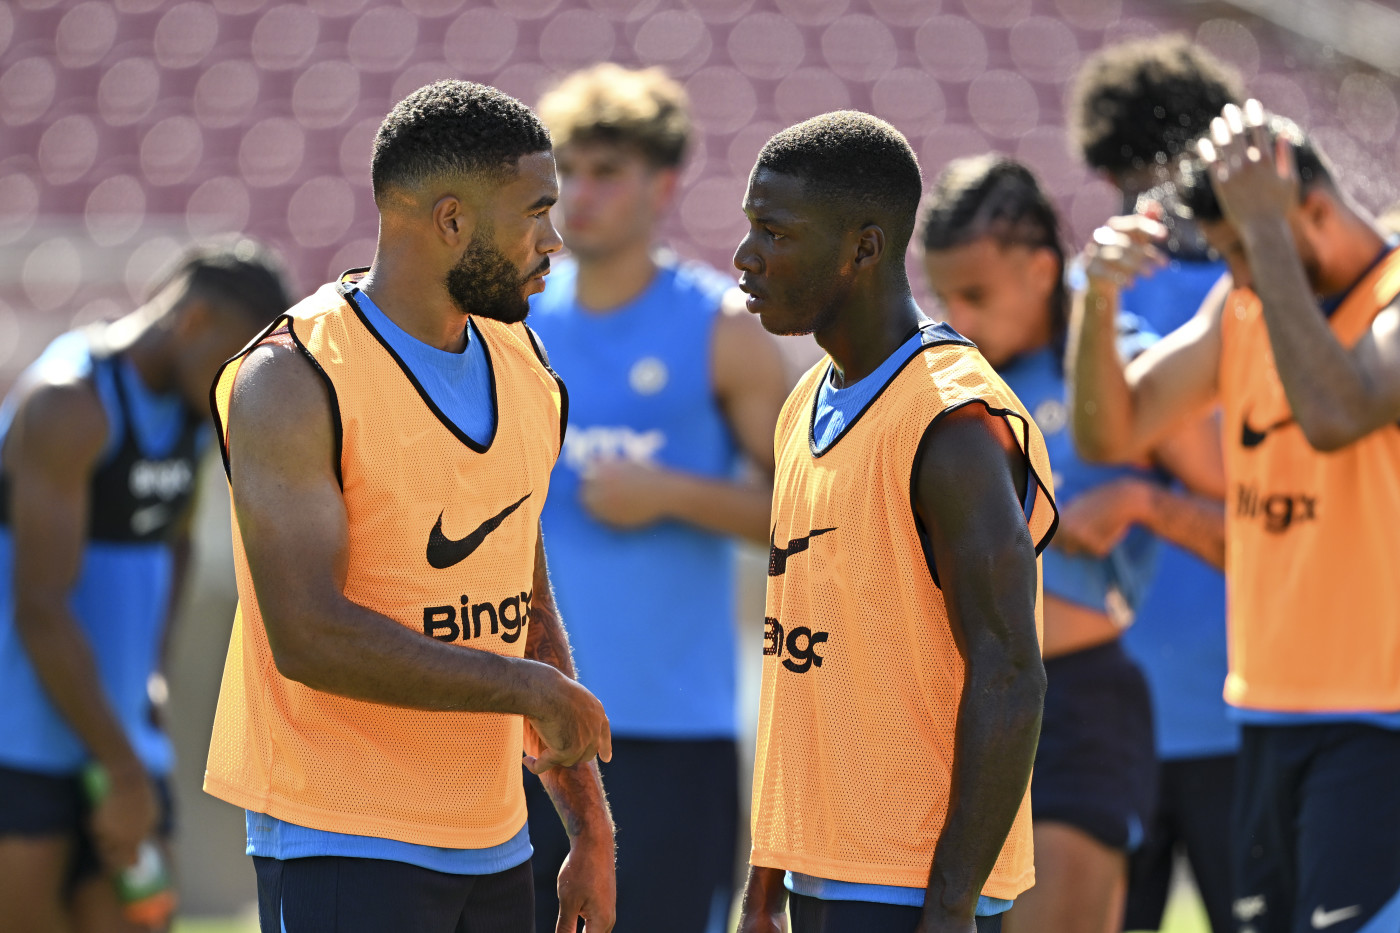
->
xmin=853 ymin=223 xmax=885 ymax=270
xmin=1027 ymin=246 xmax=1060 ymax=300
xmin=649 ymin=166 xmax=680 ymax=213
xmin=169 ymin=296 xmax=216 ymax=339
xmin=1298 ymin=186 xmax=1332 ymax=232
xmin=432 ymin=195 xmax=478 ymax=248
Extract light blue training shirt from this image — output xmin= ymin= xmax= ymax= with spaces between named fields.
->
xmin=0 ymin=332 xmax=194 ymax=777
xmin=1117 ymin=258 xmax=1240 ymax=758
xmin=527 ymin=255 xmax=742 ymax=740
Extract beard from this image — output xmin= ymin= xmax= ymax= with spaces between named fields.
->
xmin=444 ymin=228 xmax=546 ymax=324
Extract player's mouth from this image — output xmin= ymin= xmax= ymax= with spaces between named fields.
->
xmin=525 ymin=261 xmax=550 ymax=293
xmin=738 ymin=277 xmax=766 ymax=311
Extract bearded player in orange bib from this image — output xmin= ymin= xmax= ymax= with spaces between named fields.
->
xmin=732 ymin=111 xmax=1058 ymax=933
xmin=1069 ymin=101 xmax=1400 ymax=933
xmin=204 ymin=82 xmax=615 ymax=933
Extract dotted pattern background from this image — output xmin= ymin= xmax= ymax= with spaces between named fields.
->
xmin=2 ymin=0 xmax=1398 ymax=389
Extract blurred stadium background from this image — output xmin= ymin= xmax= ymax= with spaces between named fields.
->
xmin=3 ymin=0 xmax=1399 ymax=928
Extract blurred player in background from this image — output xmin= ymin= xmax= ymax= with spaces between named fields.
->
xmin=204 ymin=82 xmax=615 ymax=933
xmin=921 ymin=156 xmax=1224 ymax=933
xmin=526 ymin=64 xmax=789 ymax=933
xmin=1068 ymin=37 xmax=1241 ymax=932
xmin=1072 ymin=104 xmax=1400 ymax=933
xmin=735 ymin=112 xmax=1057 ymax=933
xmin=0 ymin=240 xmax=290 ymax=933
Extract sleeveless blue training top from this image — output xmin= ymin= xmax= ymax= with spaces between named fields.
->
xmin=0 ymin=330 xmax=203 ymax=776
xmin=1117 ymin=259 xmax=1239 ymax=758
xmin=1001 ymin=341 xmax=1159 ymax=620
xmin=527 ymin=254 xmax=741 ymax=739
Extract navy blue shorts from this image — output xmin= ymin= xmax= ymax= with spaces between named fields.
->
xmin=1125 ymin=753 xmax=1236 ymax=933
xmin=0 ymin=763 xmax=174 ymax=887
xmin=525 ymin=737 xmax=738 ymax=933
xmin=254 ymin=855 xmax=532 ymax=933
xmin=787 ymin=892 xmax=1003 ymax=933
xmin=1031 ymin=640 xmax=1156 ymax=851
xmin=1231 ymin=723 xmax=1400 ymax=933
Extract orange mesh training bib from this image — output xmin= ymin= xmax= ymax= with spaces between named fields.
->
xmin=1220 ymin=247 xmax=1400 ymax=713
xmin=751 ymin=326 xmax=1057 ymax=898
xmin=205 ymin=273 xmax=565 ymax=847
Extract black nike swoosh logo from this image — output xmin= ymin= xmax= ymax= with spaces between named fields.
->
xmin=769 ymin=526 xmax=836 ymax=577
xmin=427 ymin=493 xmax=531 ymax=570
xmin=1240 ymin=412 xmax=1294 ymax=448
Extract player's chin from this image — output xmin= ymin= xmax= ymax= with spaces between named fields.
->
xmin=755 ymin=301 xmax=811 ymax=337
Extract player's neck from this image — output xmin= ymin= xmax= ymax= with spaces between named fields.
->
xmin=573 ymin=239 xmax=657 ymax=313
xmin=122 ymin=325 xmax=177 ymax=396
xmin=817 ymin=281 xmax=924 ymax=389
xmin=358 ymin=254 xmax=468 ymax=354
xmin=102 ymin=299 xmax=177 ymax=394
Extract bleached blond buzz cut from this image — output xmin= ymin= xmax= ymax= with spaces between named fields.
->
xmin=537 ymin=63 xmax=691 ymax=168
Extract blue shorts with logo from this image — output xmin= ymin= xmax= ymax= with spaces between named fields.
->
xmin=1232 ymin=722 xmax=1400 ymax=933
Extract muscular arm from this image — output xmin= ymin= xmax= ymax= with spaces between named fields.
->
xmin=1242 ymin=221 xmax=1400 ymax=450
xmin=917 ymin=405 xmax=1046 ymax=928
xmin=7 ymin=380 xmax=156 ymax=867
xmin=1068 ymin=231 xmax=1227 ymax=464
xmin=579 ymin=290 xmax=788 ymax=546
xmin=229 ymin=343 xmax=607 ymax=766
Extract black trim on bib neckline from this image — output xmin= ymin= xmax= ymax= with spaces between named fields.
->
xmin=336 ymin=275 xmax=500 ymax=455
xmin=210 ymin=312 xmax=347 ymax=490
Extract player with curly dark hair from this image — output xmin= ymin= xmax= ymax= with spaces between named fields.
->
xmin=1070 ymin=36 xmax=1243 ymax=187
xmin=203 ymin=81 xmax=616 ymax=933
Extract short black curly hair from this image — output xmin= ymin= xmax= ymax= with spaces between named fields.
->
xmin=371 ymin=80 xmax=552 ymax=203
xmin=756 ymin=111 xmax=923 ymax=262
xmin=1070 ymin=36 xmax=1243 ymax=174
xmin=1176 ymin=115 xmax=1333 ymax=222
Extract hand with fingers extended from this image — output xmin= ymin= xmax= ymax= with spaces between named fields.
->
xmin=524 ymin=669 xmax=612 ymax=774
xmin=1196 ymin=99 xmax=1300 ymax=229
xmin=1082 ymin=211 xmax=1169 ymax=292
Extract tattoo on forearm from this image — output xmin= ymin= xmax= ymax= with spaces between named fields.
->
xmin=539 ymin=760 xmax=612 ymax=840
xmin=525 ymin=582 xmax=576 ymax=678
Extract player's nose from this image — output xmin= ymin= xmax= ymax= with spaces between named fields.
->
xmin=733 ymin=232 xmax=762 ymax=275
